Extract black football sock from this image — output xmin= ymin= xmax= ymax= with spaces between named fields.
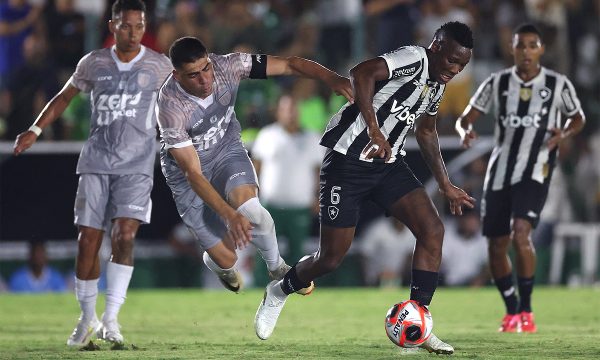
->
xmin=280 ymin=265 xmax=310 ymax=295
xmin=517 ymin=276 xmax=534 ymax=312
xmin=494 ymin=274 xmax=519 ymax=314
xmin=409 ymin=269 xmax=439 ymax=306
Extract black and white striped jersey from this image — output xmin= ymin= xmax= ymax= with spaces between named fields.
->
xmin=320 ymin=46 xmax=445 ymax=163
xmin=470 ymin=66 xmax=582 ymax=191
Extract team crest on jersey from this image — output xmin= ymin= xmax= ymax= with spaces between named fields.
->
xmin=218 ymin=89 xmax=232 ymax=105
xmin=327 ymin=206 xmax=339 ymax=220
xmin=539 ymin=87 xmax=551 ymax=101
xmin=519 ymin=87 xmax=532 ymax=101
xmin=137 ymin=71 xmax=152 ymax=88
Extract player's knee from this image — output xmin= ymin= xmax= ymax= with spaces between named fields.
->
xmin=113 ymin=229 xmax=136 ymax=255
xmin=488 ymin=240 xmax=508 ymax=256
xmin=511 ymin=221 xmax=532 ymax=243
xmin=236 ymin=197 xmax=274 ymax=234
xmin=418 ymin=218 xmax=445 ymax=245
xmin=77 ymin=232 xmax=102 ymax=256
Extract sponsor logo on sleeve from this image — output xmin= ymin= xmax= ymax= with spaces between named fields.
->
xmin=392 ymin=66 xmax=416 ymax=78
xmin=475 ymin=82 xmax=493 ymax=108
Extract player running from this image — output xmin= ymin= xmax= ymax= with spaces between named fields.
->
xmin=254 ymin=22 xmax=475 ymax=355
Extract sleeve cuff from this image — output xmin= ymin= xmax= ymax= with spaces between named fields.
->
xmin=378 ymin=55 xmax=394 ymax=79
xmin=164 ymin=140 xmax=193 ymax=150
xmin=469 ymin=102 xmax=487 ymax=114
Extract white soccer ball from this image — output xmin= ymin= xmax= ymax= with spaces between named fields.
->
xmin=384 ymin=300 xmax=433 ymax=348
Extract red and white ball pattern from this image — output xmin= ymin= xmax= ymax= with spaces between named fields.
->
xmin=385 ymin=300 xmax=433 ymax=348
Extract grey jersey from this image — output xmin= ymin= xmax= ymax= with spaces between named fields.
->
xmin=69 ymin=46 xmax=172 ymax=177
xmin=157 ymin=52 xmax=262 ymax=175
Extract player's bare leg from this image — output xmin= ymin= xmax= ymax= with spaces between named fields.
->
xmin=97 ymin=218 xmax=140 ymax=345
xmin=296 ymin=226 xmax=355 ymax=280
xmin=68 ymin=227 xmax=104 ymax=347
xmin=512 ymin=218 xmax=537 ymax=332
xmin=489 ymin=234 xmax=521 ymax=332
xmin=388 ymin=188 xmax=453 ymax=354
xmin=204 ymin=240 xmax=242 ymax=292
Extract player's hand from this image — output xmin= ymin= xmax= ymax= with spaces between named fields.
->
xmin=225 ymin=212 xmax=253 ymax=249
xmin=439 ymin=183 xmax=476 ymax=216
xmin=460 ymin=128 xmax=478 ymax=148
xmin=547 ymin=128 xmax=563 ymax=151
xmin=13 ymin=131 xmax=39 ymax=156
xmin=363 ymin=127 xmax=392 ymax=162
xmin=327 ymin=74 xmax=354 ymax=104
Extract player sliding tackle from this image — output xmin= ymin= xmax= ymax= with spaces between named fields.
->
xmin=156 ymin=37 xmax=353 ymax=296
xmin=254 ymin=22 xmax=476 ymax=355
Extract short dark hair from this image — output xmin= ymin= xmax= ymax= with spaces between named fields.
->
xmin=435 ymin=21 xmax=474 ymax=49
xmin=169 ymin=37 xmax=208 ymax=69
xmin=112 ymin=0 xmax=146 ymax=19
xmin=513 ymin=23 xmax=543 ymax=42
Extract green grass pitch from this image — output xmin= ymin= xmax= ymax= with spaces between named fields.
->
xmin=1 ymin=287 xmax=599 ymax=359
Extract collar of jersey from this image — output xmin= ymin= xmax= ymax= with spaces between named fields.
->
xmin=511 ymin=65 xmax=545 ymax=86
xmin=110 ymin=45 xmax=146 ymax=71
xmin=176 ymin=80 xmax=215 ymax=108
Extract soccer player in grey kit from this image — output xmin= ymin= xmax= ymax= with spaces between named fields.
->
xmin=157 ymin=37 xmax=353 ymax=298
xmin=13 ymin=0 xmax=172 ymax=347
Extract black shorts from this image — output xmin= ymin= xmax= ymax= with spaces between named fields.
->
xmin=319 ymin=149 xmax=423 ymax=228
xmin=481 ymin=179 xmax=550 ymax=237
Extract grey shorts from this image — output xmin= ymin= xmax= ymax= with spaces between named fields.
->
xmin=164 ymin=144 xmax=258 ymax=250
xmin=74 ymin=173 xmax=153 ymax=230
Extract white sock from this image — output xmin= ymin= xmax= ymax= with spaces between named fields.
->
xmin=75 ymin=277 xmax=99 ymax=322
xmin=104 ymin=262 xmax=133 ymax=322
xmin=272 ymin=280 xmax=288 ymax=300
xmin=236 ymin=197 xmax=284 ymax=271
xmin=203 ymin=251 xmax=236 ymax=276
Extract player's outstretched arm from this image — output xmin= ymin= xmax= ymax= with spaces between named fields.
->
xmin=416 ymin=114 xmax=475 ymax=215
xmin=455 ymin=105 xmax=483 ymax=148
xmin=547 ymin=111 xmax=585 ymax=150
xmin=265 ymin=55 xmax=354 ymax=103
xmin=351 ymin=57 xmax=393 ymax=161
xmin=168 ymin=146 xmax=253 ymax=248
xmin=13 ymin=84 xmax=80 ymax=155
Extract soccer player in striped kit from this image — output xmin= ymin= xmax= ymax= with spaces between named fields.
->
xmin=455 ymin=23 xmax=585 ymax=333
xmin=14 ymin=0 xmax=172 ymax=347
xmin=255 ymin=22 xmax=476 ymax=354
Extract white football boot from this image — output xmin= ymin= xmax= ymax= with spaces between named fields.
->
xmin=97 ymin=317 xmax=124 ymax=345
xmin=254 ymin=280 xmax=287 ymax=340
xmin=268 ymin=261 xmax=314 ymax=296
xmin=67 ymin=315 xmax=100 ymax=347
xmin=419 ymin=333 xmax=454 ymax=355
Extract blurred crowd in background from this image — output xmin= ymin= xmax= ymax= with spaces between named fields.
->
xmin=1 ymin=0 xmax=599 ymax=290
